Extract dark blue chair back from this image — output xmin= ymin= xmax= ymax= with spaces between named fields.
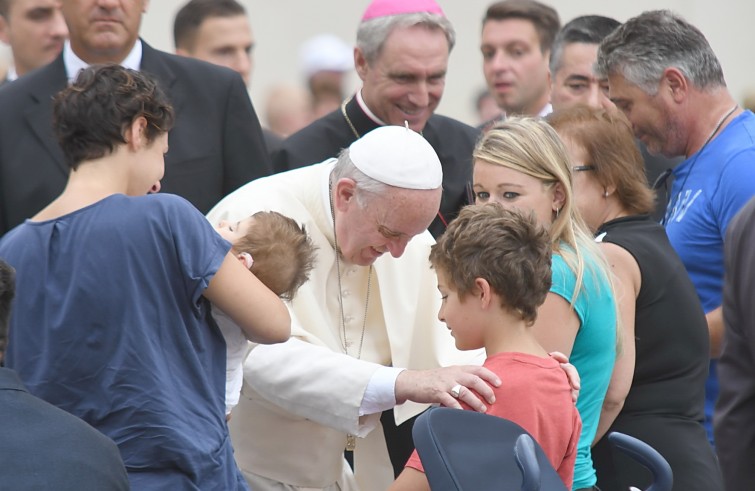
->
xmin=413 ymin=407 xmax=673 ymax=491
xmin=412 ymin=407 xmax=567 ymax=490
xmin=606 ymin=432 xmax=673 ymax=491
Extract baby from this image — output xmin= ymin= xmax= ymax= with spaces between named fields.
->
xmin=214 ymin=211 xmax=317 ymax=416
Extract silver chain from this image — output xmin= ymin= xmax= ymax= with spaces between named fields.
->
xmin=329 ymin=178 xmax=371 ymax=359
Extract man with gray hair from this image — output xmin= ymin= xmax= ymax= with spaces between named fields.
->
xmin=549 ymin=14 xmax=679 ymax=221
xmin=208 ymin=125 xmax=499 ymax=491
xmin=272 ymin=0 xmax=479 ymax=240
xmin=597 ymin=9 xmax=755 ymax=449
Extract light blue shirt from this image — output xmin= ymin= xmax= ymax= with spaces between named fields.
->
xmin=551 ymin=252 xmax=617 ymax=489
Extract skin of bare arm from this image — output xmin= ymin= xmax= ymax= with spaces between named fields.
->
xmin=531 ymin=292 xmax=580 ymax=357
xmin=592 ymin=241 xmax=640 ymax=444
xmin=389 ymin=466 xmax=431 ymax=491
xmin=707 ymin=306 xmax=723 ymax=358
xmin=203 ymin=252 xmax=291 ymax=344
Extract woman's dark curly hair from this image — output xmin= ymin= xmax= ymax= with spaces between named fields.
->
xmin=53 ymin=64 xmax=175 ymax=169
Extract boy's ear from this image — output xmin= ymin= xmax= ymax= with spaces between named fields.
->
xmin=474 ymin=278 xmax=493 ymax=309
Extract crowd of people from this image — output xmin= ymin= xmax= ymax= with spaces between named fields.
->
xmin=1 ymin=0 xmax=754 ymax=490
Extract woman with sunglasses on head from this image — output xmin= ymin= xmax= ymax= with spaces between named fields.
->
xmin=549 ymin=105 xmax=723 ymax=491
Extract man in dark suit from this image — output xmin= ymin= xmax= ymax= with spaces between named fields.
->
xmin=716 ymin=196 xmax=755 ymax=489
xmin=0 ymin=0 xmax=271 ymax=235
xmin=173 ymin=0 xmax=282 ymax=154
xmin=479 ymin=0 xmax=560 ymax=120
xmin=272 ymin=0 xmax=479 ymax=240
xmin=0 ymin=259 xmax=130 ymax=490
xmin=0 ymin=0 xmax=68 ymax=84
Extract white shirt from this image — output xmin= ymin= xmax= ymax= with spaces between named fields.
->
xmin=63 ymin=39 xmax=143 ymax=84
xmin=356 ymin=89 xmax=386 ymax=126
xmin=538 ymin=102 xmax=553 ymax=118
xmin=6 ymin=66 xmax=18 ymax=82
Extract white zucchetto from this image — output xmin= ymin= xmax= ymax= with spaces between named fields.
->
xmin=349 ymin=125 xmax=443 ymax=190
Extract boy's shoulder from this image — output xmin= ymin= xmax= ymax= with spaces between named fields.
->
xmin=484 ymin=352 xmax=560 ymax=371
xmin=485 ymin=352 xmax=569 ymax=392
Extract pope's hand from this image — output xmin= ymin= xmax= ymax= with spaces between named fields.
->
xmin=394 ymin=366 xmax=501 ymax=413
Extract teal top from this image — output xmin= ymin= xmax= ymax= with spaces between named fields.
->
xmin=551 ymin=252 xmax=617 ymax=489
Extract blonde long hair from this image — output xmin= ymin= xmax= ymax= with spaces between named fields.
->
xmin=473 ymin=117 xmax=610 ymax=308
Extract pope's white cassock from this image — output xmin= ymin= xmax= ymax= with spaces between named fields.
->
xmin=206 ymin=159 xmax=479 ymax=491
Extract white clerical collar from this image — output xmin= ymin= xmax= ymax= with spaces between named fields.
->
xmin=356 ymin=89 xmax=387 ymax=126
xmin=64 ymin=39 xmax=143 ymax=84
xmin=538 ymin=103 xmax=553 ymax=118
xmin=6 ymin=66 xmax=18 ymax=82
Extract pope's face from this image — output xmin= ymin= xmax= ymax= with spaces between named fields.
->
xmin=334 ymin=183 xmax=441 ymax=266
xmin=62 ymin=0 xmax=147 ymax=64
xmin=356 ymin=24 xmax=448 ymax=133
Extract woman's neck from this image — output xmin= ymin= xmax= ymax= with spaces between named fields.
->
xmin=32 ymin=159 xmax=128 ymax=222
xmin=593 ymin=198 xmax=630 ymax=232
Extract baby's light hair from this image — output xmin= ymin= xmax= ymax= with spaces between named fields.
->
xmin=233 ymin=211 xmax=317 ymax=301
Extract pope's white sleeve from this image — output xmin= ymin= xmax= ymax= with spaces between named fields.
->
xmin=360 ymin=366 xmax=405 ymax=416
xmin=244 ymin=337 xmax=387 ymax=436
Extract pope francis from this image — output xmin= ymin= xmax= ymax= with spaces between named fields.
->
xmin=207 ymin=125 xmax=496 ymax=491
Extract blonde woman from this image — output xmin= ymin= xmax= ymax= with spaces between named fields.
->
xmin=472 ymin=117 xmax=617 ymax=491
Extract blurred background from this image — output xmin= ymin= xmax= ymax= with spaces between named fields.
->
xmin=3 ymin=0 xmax=753 ymax=127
